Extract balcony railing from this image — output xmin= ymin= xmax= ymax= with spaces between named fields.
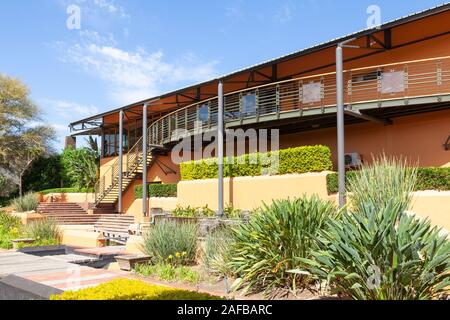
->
xmin=94 ymin=56 xmax=450 ymax=205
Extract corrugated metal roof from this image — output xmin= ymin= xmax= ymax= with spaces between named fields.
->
xmin=70 ymin=2 xmax=450 ymax=129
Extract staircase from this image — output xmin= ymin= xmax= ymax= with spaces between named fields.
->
xmin=94 ymin=137 xmax=160 ymax=207
xmin=37 ymin=203 xmax=101 ymax=225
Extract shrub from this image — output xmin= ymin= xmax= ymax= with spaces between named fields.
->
xmin=171 ymin=205 xmax=215 ymax=218
xmin=135 ymin=184 xmax=177 ymax=199
xmin=135 ymin=263 xmax=202 ymax=284
xmin=307 ymin=158 xmax=450 ymax=300
xmin=39 ymin=188 xmax=93 ymax=195
xmin=180 ymin=145 xmax=332 ymax=180
xmin=348 ymin=156 xmax=417 ymax=214
xmin=141 ymin=221 xmax=198 ymax=265
xmin=202 ymin=226 xmax=234 ymax=276
xmin=22 ymin=219 xmax=62 ymax=243
xmin=11 ymin=192 xmax=39 ymax=212
xmin=327 ymin=167 xmax=450 ymax=194
xmin=50 ymin=279 xmax=220 ymax=300
xmin=0 ymin=212 xmax=22 ymax=249
xmin=228 ymin=195 xmax=338 ymax=296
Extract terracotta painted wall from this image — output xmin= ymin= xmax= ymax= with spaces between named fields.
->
xmin=281 ymin=109 xmax=450 ymax=168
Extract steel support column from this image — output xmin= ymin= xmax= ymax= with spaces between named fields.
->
xmin=336 ymin=45 xmax=346 ymax=208
xmin=118 ymin=110 xmax=124 ymax=213
xmin=217 ymin=81 xmax=224 ymax=217
xmin=142 ymin=103 xmax=148 ymax=217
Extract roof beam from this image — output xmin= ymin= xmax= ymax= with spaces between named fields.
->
xmin=344 ymin=109 xmax=392 ymax=125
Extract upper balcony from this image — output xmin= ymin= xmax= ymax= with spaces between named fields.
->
xmin=145 ymin=56 xmax=450 ymax=146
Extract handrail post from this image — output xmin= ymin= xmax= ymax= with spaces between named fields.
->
xmin=117 ymin=110 xmax=124 ymax=213
xmin=142 ymin=103 xmax=148 ymax=218
xmin=218 ymin=81 xmax=224 ymax=218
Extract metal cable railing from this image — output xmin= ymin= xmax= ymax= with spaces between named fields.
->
xmin=94 ymin=56 xmax=450 ymax=204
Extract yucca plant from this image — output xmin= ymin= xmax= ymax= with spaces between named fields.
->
xmin=305 ymin=157 xmax=450 ymax=300
xmin=141 ymin=221 xmax=198 ymax=265
xmin=11 ymin=192 xmax=39 ymax=212
xmin=202 ymin=226 xmax=234 ymax=276
xmin=228 ymin=195 xmax=338 ymax=296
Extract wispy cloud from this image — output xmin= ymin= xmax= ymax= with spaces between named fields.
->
xmin=55 ymin=31 xmax=219 ymax=105
xmin=39 ymin=98 xmax=99 ymax=119
xmin=273 ymin=2 xmax=294 ymax=23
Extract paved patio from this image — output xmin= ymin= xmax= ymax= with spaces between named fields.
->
xmin=0 ymin=251 xmax=125 ymax=292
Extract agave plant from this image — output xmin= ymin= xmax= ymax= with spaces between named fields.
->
xmin=305 ymin=157 xmax=450 ymax=300
xmin=228 ymin=195 xmax=338 ymax=296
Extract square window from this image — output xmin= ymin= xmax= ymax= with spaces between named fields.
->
xmin=241 ymin=93 xmax=257 ymax=117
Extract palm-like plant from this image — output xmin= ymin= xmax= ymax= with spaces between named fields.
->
xmin=228 ymin=195 xmax=338 ymax=296
xmin=306 ymin=157 xmax=450 ymax=300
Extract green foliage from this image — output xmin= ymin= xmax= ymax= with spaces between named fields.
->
xmin=180 ymin=145 xmax=333 ymax=180
xmin=141 ymin=221 xmax=198 ymax=265
xmin=202 ymin=227 xmax=234 ymax=276
xmin=50 ymin=279 xmax=221 ymax=300
xmin=22 ymin=219 xmax=62 ymax=243
xmin=171 ymin=205 xmax=216 ymax=218
xmin=306 ymin=158 xmax=450 ymax=300
xmin=16 ymin=238 xmax=59 ymax=249
xmin=0 ymin=212 xmax=21 ymax=249
xmin=11 ymin=192 xmax=39 ymax=212
xmin=22 ymin=154 xmax=66 ymax=193
xmin=135 ymin=184 xmax=177 ymax=199
xmin=415 ymin=167 xmax=450 ymax=191
xmin=327 ymin=167 xmax=450 ymax=194
xmin=60 ymin=147 xmax=99 ymax=189
xmin=135 ymin=263 xmax=202 ymax=284
xmin=348 ymin=156 xmax=417 ymax=214
xmin=38 ymin=187 xmax=93 ymax=195
xmin=228 ymin=195 xmax=338 ymax=296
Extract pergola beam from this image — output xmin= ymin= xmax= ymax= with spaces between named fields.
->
xmin=344 ymin=109 xmax=392 ymax=125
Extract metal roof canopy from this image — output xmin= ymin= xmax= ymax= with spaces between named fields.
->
xmin=69 ymin=3 xmax=450 ymax=134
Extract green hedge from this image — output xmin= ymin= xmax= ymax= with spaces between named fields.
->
xmin=39 ymin=188 xmax=94 ymax=195
xmin=135 ymin=184 xmax=178 ymax=199
xmin=180 ymin=145 xmax=333 ymax=180
xmin=327 ymin=167 xmax=450 ymax=194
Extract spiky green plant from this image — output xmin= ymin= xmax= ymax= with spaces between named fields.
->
xmin=348 ymin=155 xmax=417 ymax=213
xmin=11 ymin=192 xmax=39 ymax=212
xmin=228 ymin=195 xmax=338 ymax=296
xmin=23 ymin=219 xmax=62 ymax=243
xmin=202 ymin=226 xmax=234 ymax=276
xmin=141 ymin=221 xmax=198 ymax=265
xmin=305 ymin=158 xmax=450 ymax=300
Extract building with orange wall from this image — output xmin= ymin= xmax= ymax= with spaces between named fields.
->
xmin=69 ymin=4 xmax=450 ymax=217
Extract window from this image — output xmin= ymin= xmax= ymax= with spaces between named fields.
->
xmin=351 ymin=71 xmax=381 ymax=84
xmin=241 ymin=93 xmax=257 ymax=117
xmin=198 ymin=104 xmax=209 ymax=123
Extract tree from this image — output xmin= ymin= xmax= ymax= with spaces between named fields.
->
xmin=0 ymin=74 xmax=55 ymax=196
xmin=61 ymin=147 xmax=98 ymax=190
xmin=22 ymin=154 xmax=69 ymax=193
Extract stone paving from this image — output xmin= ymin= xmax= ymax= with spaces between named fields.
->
xmin=0 ymin=251 xmax=125 ymax=292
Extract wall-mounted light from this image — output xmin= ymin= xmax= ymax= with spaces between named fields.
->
xmin=444 ymin=135 xmax=450 ymax=151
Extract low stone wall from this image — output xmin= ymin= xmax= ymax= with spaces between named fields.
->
xmin=125 ymin=197 xmax=178 ymax=223
xmin=177 ymin=172 xmax=330 ymax=210
xmin=40 ymin=193 xmax=95 ymax=204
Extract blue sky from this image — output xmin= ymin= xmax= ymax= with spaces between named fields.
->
xmin=0 ymin=0 xmax=445 ymax=151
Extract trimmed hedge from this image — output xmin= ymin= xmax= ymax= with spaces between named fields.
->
xmin=327 ymin=167 xmax=450 ymax=194
xmin=180 ymin=145 xmax=333 ymax=180
xmin=135 ymin=184 xmax=178 ymax=199
xmin=50 ymin=279 xmax=221 ymax=300
xmin=39 ymin=188 xmax=93 ymax=195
